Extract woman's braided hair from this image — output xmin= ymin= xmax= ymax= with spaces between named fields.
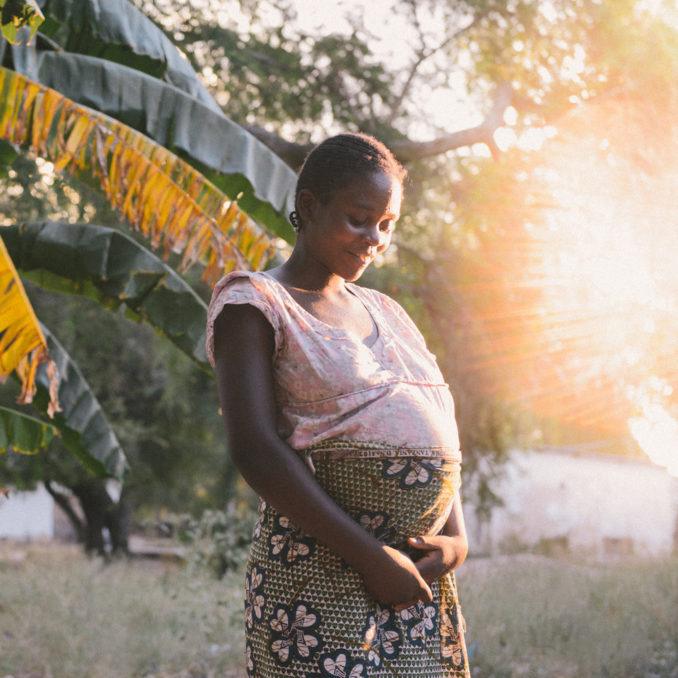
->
xmin=289 ymin=132 xmax=406 ymax=231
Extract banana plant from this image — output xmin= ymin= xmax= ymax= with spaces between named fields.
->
xmin=0 ymin=0 xmax=296 ymax=488
xmin=0 ymin=233 xmax=58 ymax=412
xmin=0 ymin=405 xmax=57 ymax=454
xmin=0 ymin=67 xmax=276 ymax=283
xmin=9 ymin=0 xmax=298 ymax=241
xmin=33 ymin=324 xmax=127 ymax=478
xmin=10 ymin=48 xmax=297 ymax=242
xmin=0 ymin=0 xmax=43 ymax=43
xmin=1 ymin=232 xmax=128 ymax=478
xmin=35 ymin=0 xmax=220 ymax=110
xmin=3 ymin=221 xmax=210 ymax=368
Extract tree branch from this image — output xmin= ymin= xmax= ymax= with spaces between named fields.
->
xmin=243 ymin=124 xmax=313 ymax=169
xmin=386 ymin=9 xmax=488 ymax=127
xmin=385 ymin=0 xmax=429 ymax=126
xmin=244 ymin=82 xmax=512 ymax=169
xmin=391 ymin=81 xmax=513 ymax=162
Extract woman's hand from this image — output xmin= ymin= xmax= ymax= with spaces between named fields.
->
xmin=409 ymin=534 xmax=469 ymax=583
xmin=391 ymin=534 xmax=468 ymax=612
xmin=359 ymin=544 xmax=433 ymax=608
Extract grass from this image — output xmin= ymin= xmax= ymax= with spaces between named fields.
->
xmin=457 ymin=554 xmax=678 ymax=677
xmin=0 ymin=542 xmax=676 ymax=677
xmin=0 ymin=542 xmax=244 ymax=678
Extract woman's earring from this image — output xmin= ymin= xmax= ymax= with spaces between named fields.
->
xmin=289 ymin=210 xmax=301 ymax=231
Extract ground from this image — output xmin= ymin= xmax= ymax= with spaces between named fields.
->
xmin=0 ymin=541 xmax=676 ymax=677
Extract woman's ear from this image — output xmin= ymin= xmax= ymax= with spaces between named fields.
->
xmin=297 ymin=188 xmax=318 ymax=228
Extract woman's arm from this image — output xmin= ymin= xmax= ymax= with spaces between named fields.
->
xmin=213 ymin=302 xmax=433 ymax=607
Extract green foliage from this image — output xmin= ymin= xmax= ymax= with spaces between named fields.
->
xmin=35 ymin=325 xmax=128 ymax=479
xmin=4 ymin=0 xmax=673 ymax=527
xmin=164 ymin=502 xmax=257 ymax=578
xmin=10 ymin=46 xmax=297 ymax=239
xmin=0 ymin=405 xmax=56 ymax=454
xmin=0 ymin=154 xmax=121 ymax=226
xmin=0 ymin=160 xmax=231 ymax=514
xmin=133 ymin=0 xmax=399 ymax=138
xmin=0 ymin=139 xmax=17 ymax=177
xmin=3 ymin=221 xmax=211 ymax=367
xmin=37 ymin=0 xmax=218 ymax=109
xmin=0 ymin=0 xmax=43 ymax=44
xmin=24 ymin=285 xmax=231 ymax=513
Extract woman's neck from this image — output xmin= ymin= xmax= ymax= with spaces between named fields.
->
xmin=267 ymin=248 xmax=348 ymax=296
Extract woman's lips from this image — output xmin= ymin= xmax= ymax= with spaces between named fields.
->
xmin=349 ymin=252 xmax=373 ymax=265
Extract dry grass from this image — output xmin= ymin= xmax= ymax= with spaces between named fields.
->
xmin=1 ymin=542 xmax=676 ymax=677
xmin=0 ymin=542 xmax=243 ymax=678
xmin=457 ymin=553 xmax=678 ymax=678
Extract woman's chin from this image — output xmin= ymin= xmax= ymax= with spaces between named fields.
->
xmin=344 ymin=265 xmax=369 ymax=282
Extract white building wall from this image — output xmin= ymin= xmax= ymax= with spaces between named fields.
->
xmin=0 ymin=485 xmax=54 ymax=539
xmin=466 ymin=448 xmax=678 ymax=557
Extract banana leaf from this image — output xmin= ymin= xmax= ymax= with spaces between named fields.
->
xmin=11 ymin=48 xmax=297 ymax=241
xmin=1 ymin=0 xmax=43 ymax=43
xmin=0 ymin=66 xmax=276 ymax=284
xmin=32 ymin=324 xmax=128 ymax=479
xmin=0 ymin=233 xmax=59 ymax=412
xmin=3 ymin=221 xmax=210 ymax=368
xmin=0 ymin=404 xmax=56 ymax=454
xmin=0 ymin=138 xmax=18 ymax=176
xmin=35 ymin=0 xmax=219 ymax=112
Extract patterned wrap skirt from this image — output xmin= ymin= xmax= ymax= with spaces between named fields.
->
xmin=244 ymin=440 xmax=471 ymax=677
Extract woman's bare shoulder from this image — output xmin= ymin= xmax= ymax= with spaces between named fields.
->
xmin=206 ymin=269 xmax=284 ymax=368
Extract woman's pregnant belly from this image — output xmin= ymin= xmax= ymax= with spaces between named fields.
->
xmin=311 ymin=455 xmax=461 ymax=557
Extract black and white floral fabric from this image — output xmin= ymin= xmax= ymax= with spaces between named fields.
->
xmin=241 ymin=452 xmax=469 ymax=676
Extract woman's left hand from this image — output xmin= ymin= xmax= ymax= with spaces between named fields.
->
xmin=407 ymin=534 xmax=468 ymax=584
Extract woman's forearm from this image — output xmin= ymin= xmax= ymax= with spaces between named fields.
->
xmin=231 ymin=431 xmax=385 ymax=572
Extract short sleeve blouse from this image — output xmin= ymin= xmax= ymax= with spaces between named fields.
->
xmin=206 ymin=270 xmax=462 ymax=459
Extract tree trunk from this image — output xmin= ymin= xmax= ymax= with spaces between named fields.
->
xmin=108 ymin=484 xmax=131 ymax=554
xmin=44 ymin=479 xmax=86 ymax=543
xmin=71 ymin=478 xmax=130 ymax=556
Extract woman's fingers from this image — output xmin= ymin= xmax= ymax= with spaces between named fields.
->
xmin=409 ymin=534 xmax=467 ymax=579
xmin=392 ymin=581 xmax=433 ymax=612
xmin=415 ymin=553 xmax=442 ymax=583
xmin=408 ymin=535 xmax=443 ymax=550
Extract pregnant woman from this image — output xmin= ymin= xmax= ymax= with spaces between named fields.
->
xmin=206 ymin=133 xmax=471 ymax=677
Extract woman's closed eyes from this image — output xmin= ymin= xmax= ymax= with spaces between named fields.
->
xmin=349 ymin=215 xmax=396 ymax=232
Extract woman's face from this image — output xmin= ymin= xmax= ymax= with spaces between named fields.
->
xmin=298 ymin=169 xmax=402 ymax=281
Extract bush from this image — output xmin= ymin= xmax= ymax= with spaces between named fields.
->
xmin=161 ymin=501 xmax=256 ymax=578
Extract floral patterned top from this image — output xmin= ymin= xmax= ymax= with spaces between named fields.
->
xmin=206 ymin=270 xmax=462 ymax=460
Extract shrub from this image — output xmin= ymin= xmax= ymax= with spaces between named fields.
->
xmin=161 ymin=502 xmax=256 ymax=578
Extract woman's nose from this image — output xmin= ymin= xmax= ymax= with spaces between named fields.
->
xmin=363 ymin=224 xmax=381 ymax=246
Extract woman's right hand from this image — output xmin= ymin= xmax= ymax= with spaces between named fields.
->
xmin=359 ymin=544 xmax=433 ymax=608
